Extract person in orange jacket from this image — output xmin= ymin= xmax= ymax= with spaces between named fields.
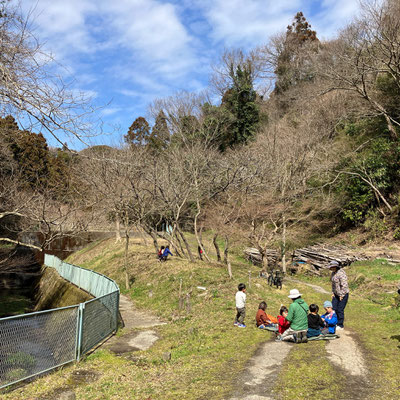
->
xmin=256 ymin=301 xmax=278 ymax=330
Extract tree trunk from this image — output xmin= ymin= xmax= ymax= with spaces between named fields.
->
xmin=115 ymin=216 xmax=121 ymax=243
xmin=194 ymin=203 xmax=210 ymax=262
xmin=148 ymin=228 xmax=159 ymax=255
xmin=124 ymin=230 xmax=130 ymax=290
xmin=213 ymin=234 xmax=222 ymax=262
xmin=223 ymin=236 xmax=229 ymax=264
xmin=227 ymin=261 xmax=233 ymax=279
xmin=281 ymin=214 xmax=287 ymax=273
xmin=174 ymin=230 xmax=186 ymax=257
xmin=224 ymin=236 xmax=232 ymax=278
xmin=176 ymin=225 xmax=195 ymax=262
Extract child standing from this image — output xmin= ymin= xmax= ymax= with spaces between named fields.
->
xmin=321 ymin=300 xmax=338 ymax=334
xmin=234 ymin=283 xmax=246 ymax=328
xmin=307 ymin=304 xmax=325 ymax=338
xmin=277 ymin=306 xmax=290 ymax=334
xmin=256 ymin=301 xmax=278 ymax=330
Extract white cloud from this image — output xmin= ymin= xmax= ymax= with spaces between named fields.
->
xmin=313 ymin=0 xmax=362 ymax=39
xmin=103 ymin=0 xmax=191 ymax=61
xmin=196 ymin=0 xmax=303 ymax=46
xmin=24 ymin=0 xmax=195 ymax=73
xmin=101 ymin=107 xmax=122 ymax=117
xmin=23 ymin=0 xmax=98 ymax=55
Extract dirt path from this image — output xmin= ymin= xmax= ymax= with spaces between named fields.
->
xmin=229 ymin=340 xmax=292 ymax=400
xmin=286 ymin=277 xmax=330 ymax=294
xmin=106 ymin=294 xmax=166 ymax=354
xmin=228 ymin=280 xmax=370 ymax=399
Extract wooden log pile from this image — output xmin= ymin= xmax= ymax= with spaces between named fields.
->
xmin=244 ymin=248 xmax=279 ymax=266
xmin=292 ymin=244 xmax=369 ymax=271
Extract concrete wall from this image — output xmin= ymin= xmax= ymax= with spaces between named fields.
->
xmin=34 ymin=266 xmax=92 ymax=311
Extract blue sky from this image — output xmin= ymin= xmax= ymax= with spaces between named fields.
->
xmin=22 ymin=0 xmax=362 ymax=149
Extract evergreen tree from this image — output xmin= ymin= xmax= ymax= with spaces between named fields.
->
xmin=221 ymin=64 xmax=260 ymax=148
xmin=202 ymin=102 xmax=235 ymax=152
xmin=10 ymin=130 xmax=50 ymax=187
xmin=125 ymin=117 xmax=151 ymax=147
xmin=275 ymin=12 xmax=319 ymax=95
xmin=148 ymin=111 xmax=170 ymax=151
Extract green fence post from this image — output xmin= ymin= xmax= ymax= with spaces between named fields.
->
xmin=76 ymin=303 xmax=85 ymax=361
xmin=116 ymin=290 xmax=120 ymax=331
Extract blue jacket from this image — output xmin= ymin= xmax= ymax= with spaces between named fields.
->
xmin=321 ymin=310 xmax=338 ymax=334
xmin=162 ymin=248 xmax=173 ymax=257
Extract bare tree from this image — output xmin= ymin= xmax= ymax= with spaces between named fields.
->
xmin=317 ymin=0 xmax=400 ymax=139
xmin=0 ymin=1 xmax=103 ymax=252
xmin=0 ymin=1 xmax=101 ymax=145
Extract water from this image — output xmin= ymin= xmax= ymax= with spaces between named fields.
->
xmin=0 ymin=232 xmax=114 ymax=317
xmin=0 ymin=289 xmax=34 ymax=318
xmin=0 ymin=246 xmax=41 ymax=318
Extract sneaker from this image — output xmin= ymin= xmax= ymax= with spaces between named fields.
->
xmin=234 ymin=322 xmax=239 ymax=326
xmin=302 ymin=333 xmax=308 ymax=343
xmin=293 ymin=333 xmax=298 ymax=343
xmin=336 ymin=326 xmax=344 ymax=331
xmin=237 ymin=324 xmax=246 ymax=328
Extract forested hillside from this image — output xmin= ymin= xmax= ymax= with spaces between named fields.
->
xmin=2 ymin=0 xmax=400 ymax=269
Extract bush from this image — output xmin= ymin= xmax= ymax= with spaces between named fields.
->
xmin=393 ymin=227 xmax=400 ymax=240
xmin=363 ymin=210 xmax=387 ymax=239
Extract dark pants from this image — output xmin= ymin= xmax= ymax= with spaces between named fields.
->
xmin=235 ymin=307 xmax=246 ymax=324
xmin=332 ymin=293 xmax=349 ymax=328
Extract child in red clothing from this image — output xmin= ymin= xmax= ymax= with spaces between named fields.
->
xmin=277 ymin=306 xmax=290 ymax=334
xmin=256 ymin=301 xmax=278 ymax=330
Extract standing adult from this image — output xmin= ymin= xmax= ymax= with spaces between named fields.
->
xmin=280 ymin=289 xmax=309 ymax=343
xmin=328 ymin=260 xmax=349 ymax=330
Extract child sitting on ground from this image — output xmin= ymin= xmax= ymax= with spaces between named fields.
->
xmin=160 ymin=245 xmax=173 ymax=262
xmin=158 ymin=246 xmax=165 ymax=261
xmin=307 ymin=304 xmax=325 ymax=338
xmin=321 ymin=300 xmax=338 ymax=334
xmin=277 ymin=306 xmax=290 ymax=334
xmin=256 ymin=301 xmax=278 ymax=330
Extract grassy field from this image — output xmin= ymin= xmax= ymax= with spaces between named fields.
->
xmin=2 ymin=237 xmax=400 ymax=400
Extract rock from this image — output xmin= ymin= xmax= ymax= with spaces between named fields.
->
xmin=162 ymin=352 xmax=171 ymax=361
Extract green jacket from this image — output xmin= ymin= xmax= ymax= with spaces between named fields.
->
xmin=286 ymin=298 xmax=308 ymax=330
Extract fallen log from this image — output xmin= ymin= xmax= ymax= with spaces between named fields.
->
xmin=292 ymin=244 xmax=369 ymax=270
xmin=243 ymin=248 xmax=279 ymax=266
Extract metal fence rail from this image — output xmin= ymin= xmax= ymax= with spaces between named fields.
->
xmin=0 ymin=255 xmax=120 ymax=389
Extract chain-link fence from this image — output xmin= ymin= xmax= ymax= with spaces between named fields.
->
xmin=0 ymin=255 xmax=119 ymax=389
